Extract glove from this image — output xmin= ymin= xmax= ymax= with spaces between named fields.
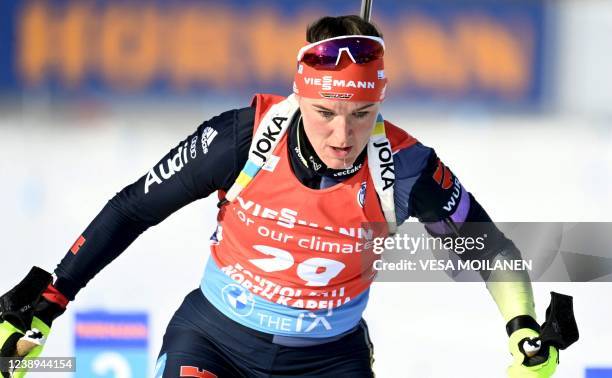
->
xmin=506 ymin=293 xmax=579 ymax=378
xmin=508 ymin=327 xmax=558 ymax=378
xmin=0 ymin=267 xmax=68 ymax=378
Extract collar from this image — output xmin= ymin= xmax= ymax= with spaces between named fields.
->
xmin=293 ymin=115 xmax=366 ymax=179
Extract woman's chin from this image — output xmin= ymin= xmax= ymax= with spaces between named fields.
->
xmin=323 ymin=157 xmax=357 ymax=170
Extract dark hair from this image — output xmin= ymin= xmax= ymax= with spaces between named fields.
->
xmin=306 ymin=15 xmax=383 ymax=43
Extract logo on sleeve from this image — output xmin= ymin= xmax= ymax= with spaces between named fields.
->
xmin=190 ymin=135 xmax=198 ymax=159
xmin=432 ymin=159 xmax=462 ymax=212
xmin=201 ymin=127 xmax=218 ymax=155
xmin=70 ymin=235 xmax=86 ymax=254
xmin=433 ymin=159 xmax=453 ymax=190
xmin=442 ymin=177 xmax=462 ymax=212
xmin=144 ymin=141 xmax=191 ymax=194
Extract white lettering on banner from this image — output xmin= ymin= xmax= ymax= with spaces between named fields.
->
xmin=322 ymin=76 xmax=332 ymax=91
xmin=373 ymin=140 xmax=394 ymax=190
xmin=249 ymin=245 xmax=294 ymax=272
xmin=256 ymin=311 xmax=334 ymax=333
xmin=296 ymin=236 xmax=375 ymax=254
xmin=257 ymin=313 xmax=292 ymax=332
xmin=304 ymin=76 xmax=376 ymax=90
xmin=332 ymin=79 xmax=374 ymax=89
xmin=235 ymin=197 xmax=298 ymax=229
xmin=235 ymin=209 xmax=255 ymax=227
xmin=305 ymin=77 xmax=321 ymax=86
xmin=297 ymin=258 xmax=345 ymax=287
xmin=241 ymin=217 xmax=373 ymax=254
xmin=233 ymin=196 xmax=374 ymax=239
xmin=220 ymin=262 xmax=351 ymax=310
xmin=144 ymin=141 xmax=189 ymax=194
xmin=296 ymin=312 xmax=332 ymax=332
xmin=248 ymin=245 xmax=346 ymax=287
xmin=442 ymin=177 xmax=462 ymax=212
xmin=256 ymin=225 xmax=294 ymax=243
xmin=252 ymin=116 xmax=287 ymax=164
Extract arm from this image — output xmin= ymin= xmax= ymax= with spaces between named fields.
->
xmin=54 ymin=106 xmax=254 ymax=300
xmin=0 ymin=107 xmax=254 ymax=366
xmin=394 ymin=143 xmax=555 ymax=376
xmin=396 ymin=145 xmax=536 ymax=322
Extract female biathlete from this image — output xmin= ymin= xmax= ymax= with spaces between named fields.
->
xmin=0 ymin=15 xmax=566 ymax=378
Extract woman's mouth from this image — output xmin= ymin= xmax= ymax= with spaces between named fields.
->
xmin=328 ymin=146 xmax=353 ymax=158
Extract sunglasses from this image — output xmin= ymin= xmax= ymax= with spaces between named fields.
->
xmin=296 ymin=35 xmax=385 ymax=69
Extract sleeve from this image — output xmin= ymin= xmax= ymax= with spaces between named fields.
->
xmin=393 ymin=143 xmax=536 ymax=323
xmin=53 ymin=107 xmax=255 ymax=300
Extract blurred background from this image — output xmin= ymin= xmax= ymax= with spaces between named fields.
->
xmin=0 ymin=0 xmax=611 ymax=377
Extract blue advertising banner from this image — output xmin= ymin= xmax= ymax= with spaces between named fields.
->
xmin=74 ymin=311 xmax=149 ymax=378
xmin=587 ymin=368 xmax=612 ymax=378
xmin=0 ymin=0 xmax=547 ymax=107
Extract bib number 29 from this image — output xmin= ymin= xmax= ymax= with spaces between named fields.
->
xmin=249 ymin=245 xmax=345 ymax=286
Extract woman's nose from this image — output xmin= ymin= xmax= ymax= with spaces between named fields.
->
xmin=331 ymin=117 xmax=352 ymax=143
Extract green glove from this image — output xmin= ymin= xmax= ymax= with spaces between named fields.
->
xmin=0 ymin=267 xmax=67 ymax=378
xmin=508 ymin=328 xmax=558 ymax=378
xmin=506 ymin=292 xmax=579 ymax=378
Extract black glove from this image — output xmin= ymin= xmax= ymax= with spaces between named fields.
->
xmin=0 ymin=267 xmax=68 ymax=377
